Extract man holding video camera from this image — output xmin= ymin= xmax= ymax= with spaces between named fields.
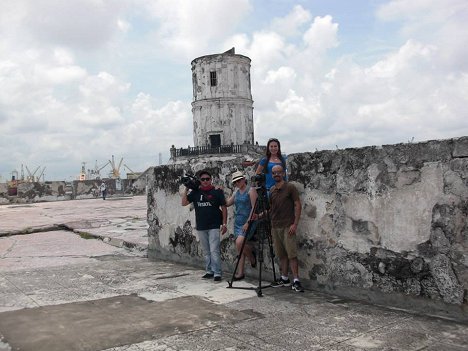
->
xmin=181 ymin=170 xmax=227 ymax=282
xmin=269 ymin=164 xmax=304 ymax=292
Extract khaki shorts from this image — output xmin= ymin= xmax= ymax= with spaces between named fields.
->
xmin=271 ymin=226 xmax=297 ymax=259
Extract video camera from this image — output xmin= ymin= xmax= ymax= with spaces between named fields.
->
xmin=252 ymin=173 xmax=266 ymax=186
xmin=251 ymin=173 xmax=269 ymax=208
xmin=180 ymin=174 xmax=200 ymax=190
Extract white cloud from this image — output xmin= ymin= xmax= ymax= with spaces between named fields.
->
xmin=230 ymin=9 xmax=340 ymax=147
xmin=314 ymin=38 xmax=468 ymax=147
xmin=129 ymin=93 xmax=192 ymax=145
xmin=248 ymin=31 xmax=288 ymax=71
xmin=117 ymin=19 xmax=131 ymax=33
xmin=79 ymin=72 xmax=130 ymax=100
xmin=303 ymin=15 xmax=339 ymax=52
xmin=367 ymin=40 xmax=436 ymax=78
xmin=1 ymin=0 xmax=467 ymax=180
xmin=377 ymin=0 xmax=468 ymax=70
xmin=38 ymin=65 xmax=87 ymax=85
xmin=247 ymin=2 xmax=467 ymax=153
xmin=24 ymin=0 xmax=126 ymax=50
xmin=263 ymin=66 xmax=296 ymax=84
xmin=377 ymin=0 xmax=466 ymax=24
xmin=270 ymin=5 xmax=311 ymax=37
xmin=138 ymin=0 xmax=252 ymax=60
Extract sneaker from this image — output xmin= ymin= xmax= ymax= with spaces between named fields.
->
xmin=202 ymin=273 xmax=214 ymax=279
xmin=272 ymin=278 xmax=291 ymax=287
xmin=213 ymin=276 xmax=222 ymax=282
xmin=291 ymin=281 xmax=304 ymax=292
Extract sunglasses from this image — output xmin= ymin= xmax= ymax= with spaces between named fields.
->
xmin=268 ymin=138 xmax=279 ymax=143
xmin=200 ymin=177 xmax=211 ymax=181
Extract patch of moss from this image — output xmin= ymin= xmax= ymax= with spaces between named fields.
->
xmin=77 ymin=231 xmax=96 ymax=240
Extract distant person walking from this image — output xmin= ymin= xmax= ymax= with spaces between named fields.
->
xmin=255 ymin=138 xmax=287 ymax=192
xmin=100 ymin=182 xmax=107 ymax=200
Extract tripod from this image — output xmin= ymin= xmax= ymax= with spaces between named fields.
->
xmin=227 ymin=184 xmax=277 ymax=297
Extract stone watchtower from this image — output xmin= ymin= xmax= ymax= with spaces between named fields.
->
xmin=191 ymin=48 xmax=254 ymax=148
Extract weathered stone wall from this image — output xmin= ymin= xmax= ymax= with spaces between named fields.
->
xmin=0 ymin=183 xmax=11 ymax=205
xmin=17 ymin=181 xmax=69 ymax=201
xmin=0 ymin=176 xmax=146 ymax=204
xmin=0 ymin=181 xmax=71 ymax=204
xmin=147 ymin=137 xmax=467 ymax=315
xmin=72 ymin=178 xmax=144 ymax=199
xmin=129 ymin=167 xmax=153 ymax=195
xmin=147 ymin=153 xmax=261 ymax=270
xmin=288 ymin=137 xmax=467 ymax=308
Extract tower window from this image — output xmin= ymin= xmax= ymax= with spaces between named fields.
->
xmin=192 ymin=73 xmax=197 ymax=98
xmin=210 ymin=71 xmax=217 ymax=86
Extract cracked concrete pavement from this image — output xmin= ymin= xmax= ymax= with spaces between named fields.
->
xmin=0 ymin=196 xmax=467 ymax=351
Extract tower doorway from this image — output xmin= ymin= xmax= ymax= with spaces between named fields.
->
xmin=209 ymin=134 xmax=221 ymax=147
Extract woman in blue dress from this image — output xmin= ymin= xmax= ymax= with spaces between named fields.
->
xmin=255 ymin=138 xmax=287 ymax=191
xmin=226 ymin=171 xmax=257 ymax=280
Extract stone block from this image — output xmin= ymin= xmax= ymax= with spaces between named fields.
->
xmin=429 ymin=254 xmax=464 ymax=304
xmin=453 ymin=137 xmax=468 ymax=157
xmin=0 ymin=183 xmax=8 ymax=196
xmin=430 ymin=227 xmax=451 ymax=254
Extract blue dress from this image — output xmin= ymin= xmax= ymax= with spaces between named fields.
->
xmin=234 ymin=187 xmax=256 ymax=238
xmin=259 ymin=155 xmax=287 ymax=191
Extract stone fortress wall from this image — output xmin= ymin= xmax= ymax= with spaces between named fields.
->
xmin=147 ymin=136 xmax=468 ymax=318
xmin=0 ymin=175 xmax=148 ymax=205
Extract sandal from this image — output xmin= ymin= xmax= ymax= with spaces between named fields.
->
xmin=251 ymin=250 xmax=257 ymax=268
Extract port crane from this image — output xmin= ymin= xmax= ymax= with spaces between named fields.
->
xmin=90 ymin=160 xmax=109 ymax=180
xmin=109 ymin=155 xmax=124 ymax=179
xmin=25 ymin=165 xmax=46 ymax=182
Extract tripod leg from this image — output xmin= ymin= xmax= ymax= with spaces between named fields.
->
xmin=228 ymin=229 xmax=251 ymax=287
xmin=256 ymin=229 xmax=263 ymax=297
xmin=227 ymin=186 xmax=277 ymax=296
xmin=228 ymin=197 xmax=260 ymax=288
xmin=255 ymin=220 xmax=268 ymax=297
xmin=265 ymin=219 xmax=278 ymax=282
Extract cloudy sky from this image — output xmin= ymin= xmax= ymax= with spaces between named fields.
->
xmin=1 ymin=0 xmax=467 ymax=181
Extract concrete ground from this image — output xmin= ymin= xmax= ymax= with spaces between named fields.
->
xmin=0 ymin=196 xmax=466 ymax=351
